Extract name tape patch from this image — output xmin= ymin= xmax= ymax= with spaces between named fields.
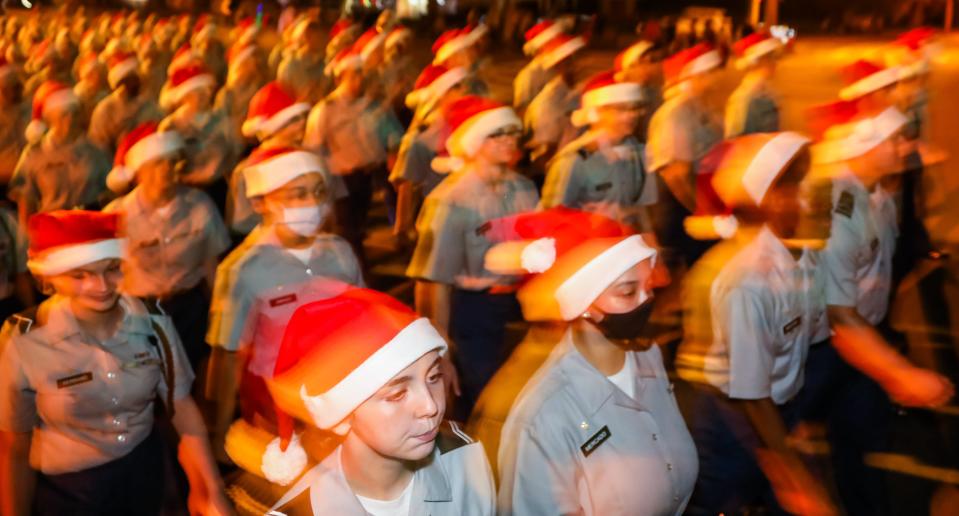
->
xmin=57 ymin=372 xmax=93 ymax=389
xmin=783 ymin=316 xmax=802 ymax=335
xmin=269 ymin=293 xmax=298 ymax=307
xmin=581 ymin=425 xmax=611 ymax=457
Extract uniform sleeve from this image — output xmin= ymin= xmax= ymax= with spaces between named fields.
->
xmin=821 ymin=211 xmax=861 ymax=308
xmin=206 ymin=261 xmax=255 ymax=352
xmin=152 ymin=315 xmax=195 ymax=401
xmin=199 ymin=192 xmax=231 ymax=259
xmin=498 ymin=424 xmax=583 ymax=516
xmin=0 ymin=329 xmax=38 ymax=432
xmin=635 ymin=146 xmax=658 ymax=206
xmin=716 ymin=286 xmax=775 ymax=400
xmin=539 ymin=154 xmax=582 ymax=210
xmin=302 ymin=101 xmax=328 ymax=154
xmin=646 ymin=105 xmax=693 ymax=173
xmin=87 ymin=99 xmax=113 ymax=151
xmin=406 ymin=198 xmax=466 ymax=285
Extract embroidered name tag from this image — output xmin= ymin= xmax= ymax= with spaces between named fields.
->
xmin=475 ymin=221 xmax=492 ymax=236
xmin=57 ymin=372 xmax=93 ymax=389
xmin=269 ymin=293 xmax=298 ymax=307
xmin=581 ymin=425 xmax=611 ymax=457
xmin=595 ymin=182 xmax=613 ymax=192
xmin=835 ymin=191 xmax=854 ymax=218
xmin=783 ymin=316 xmax=802 ymax=335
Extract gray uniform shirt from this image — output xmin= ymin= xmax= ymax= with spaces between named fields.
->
xmin=9 ymin=135 xmax=111 ymax=216
xmin=88 ymin=90 xmax=163 ymax=154
xmin=513 ymin=58 xmax=552 ymax=111
xmin=724 ymin=75 xmax=780 ymax=137
xmin=646 ymin=91 xmax=722 ymax=174
xmin=0 ymin=295 xmax=194 ymax=474
xmin=498 ymin=331 xmax=699 ymax=515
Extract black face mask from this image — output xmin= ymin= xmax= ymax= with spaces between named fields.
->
xmin=589 ymin=300 xmax=654 ymax=342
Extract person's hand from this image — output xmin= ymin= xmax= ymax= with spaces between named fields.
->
xmin=884 ymin=367 xmax=954 ymax=408
xmin=441 ymin=353 xmax=461 ymax=398
xmin=188 ymin=486 xmax=234 ymax=516
xmin=757 ymin=450 xmax=837 ymax=516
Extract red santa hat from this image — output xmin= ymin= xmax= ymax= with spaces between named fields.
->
xmin=810 ymin=105 xmax=908 ymax=165
xmin=325 ymin=18 xmax=358 ymax=49
xmin=571 ymin=70 xmax=644 ymax=127
xmin=167 ymin=43 xmax=198 ymax=75
xmin=160 ymin=64 xmax=216 ymax=110
xmin=483 ymin=207 xmax=657 ymax=321
xmin=227 ymin=42 xmax=257 ymax=77
xmin=732 ymin=32 xmax=782 ymax=70
xmin=385 ymin=25 xmax=412 ymax=52
xmin=615 ymin=40 xmax=655 ymax=72
xmin=663 ymin=43 xmax=721 ymax=86
xmin=353 ymin=27 xmax=387 ymax=61
xmin=30 ymin=39 xmax=54 ymax=69
xmin=242 ymin=82 xmax=311 ymax=140
xmin=405 ymin=64 xmax=467 ymax=110
xmin=235 ymin=17 xmax=259 ymax=46
xmin=540 ymin=33 xmax=586 ymax=70
xmin=106 ymin=51 xmax=138 ymax=89
xmin=26 ymin=80 xmax=79 ymax=144
xmin=26 ymin=210 xmax=124 ymax=277
xmin=106 ymin=121 xmax=185 ymax=193
xmin=326 ymin=46 xmax=363 ymax=77
xmin=192 ymin=15 xmax=216 ymax=42
xmin=244 ymin=146 xmax=328 ymax=198
xmin=430 ymin=96 xmax=521 ymax=173
xmin=889 ymin=28 xmax=938 ymax=79
xmin=260 ymin=288 xmax=448 ymax=483
xmin=838 ymin=59 xmax=902 ymax=101
xmin=432 ymin=28 xmax=475 ymax=66
xmin=523 ymin=19 xmax=566 ymax=56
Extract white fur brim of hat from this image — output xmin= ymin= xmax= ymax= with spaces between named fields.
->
xmin=27 ymin=238 xmax=125 ymax=276
xmin=26 ymin=89 xmax=79 ymax=143
xmin=329 ymin=54 xmax=363 ymax=77
xmin=433 ymin=34 xmax=473 ymax=65
xmin=405 ymin=67 xmax=467 ymax=109
xmin=734 ymin=38 xmax=782 ymax=70
xmin=245 ymin=150 xmax=327 ymax=197
xmin=838 ymin=66 xmax=902 ymax=101
xmin=106 ymin=131 xmax=184 ymax=193
xmin=167 ymin=51 xmax=197 ymax=75
xmin=620 ymin=41 xmax=654 ymax=70
xmin=571 ymin=82 xmax=643 ymax=127
xmin=811 ymin=107 xmax=908 ymax=165
xmin=431 ymin=106 xmax=521 ymax=173
xmin=163 ymin=74 xmax=216 ymax=107
xmin=359 ymin=32 xmax=387 ymax=61
xmin=229 ymin=46 xmax=257 ymax=73
xmin=524 ymin=23 xmax=564 ymax=56
xmin=542 ymin=36 xmax=585 ymax=70
xmin=242 ymin=102 xmax=311 ymax=139
xmin=386 ymin=29 xmax=411 ymax=50
xmin=740 ymin=131 xmax=810 ymax=204
xmin=298 ymin=318 xmax=448 ymax=435
xmin=674 ymin=49 xmax=721 ymax=84
xmin=107 ymin=57 xmax=138 ymax=89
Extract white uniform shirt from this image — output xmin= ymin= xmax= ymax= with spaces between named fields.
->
xmin=676 ymin=226 xmax=814 ymax=404
xmin=821 ymin=169 xmax=898 ymax=324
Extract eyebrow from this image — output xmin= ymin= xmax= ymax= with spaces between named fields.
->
xmin=382 ymin=357 xmax=443 ymax=388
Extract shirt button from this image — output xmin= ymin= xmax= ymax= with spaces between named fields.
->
xmin=673 ymin=495 xmax=680 ymax=502
xmin=305 ymin=268 xmax=313 ymax=275
xmin=111 ymin=397 xmax=119 ymax=406
xmin=116 ymin=434 xmax=127 ymax=443
xmin=666 ymin=463 xmax=673 ymax=471
xmin=652 ymin=434 xmax=658 ymax=441
xmin=107 ymin=372 xmax=117 ymax=379
xmin=112 ymin=417 xmax=121 ymax=427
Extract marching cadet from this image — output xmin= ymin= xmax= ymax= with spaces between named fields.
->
xmin=646 ymin=43 xmax=723 ymax=265
xmin=837 ymin=59 xmax=902 ymax=116
xmin=675 ymin=132 xmax=836 ymax=515
xmin=808 ymin=103 xmax=953 ymax=515
xmin=491 ymin=208 xmax=698 ymax=515
xmin=136 ymin=32 xmax=169 ymax=103
xmin=0 ymin=210 xmax=230 ymax=516
xmin=88 ymin=52 xmax=162 ymax=155
xmin=104 ymin=122 xmax=230 ymax=369
xmin=513 ymin=19 xmax=567 ymax=114
xmin=0 ymin=58 xmax=27 ymax=191
xmin=227 ymin=81 xmax=312 ymax=237
xmin=276 ymin=19 xmax=329 ymax=105
xmin=190 ymin=16 xmax=226 ymax=85
xmin=253 ymin=288 xmax=495 ymax=515
xmin=158 ymin=64 xmax=237 ymax=213
xmin=390 ymin=64 xmax=468 ymax=240
xmin=725 ymin=32 xmax=783 ymax=137
xmin=523 ymin=34 xmax=586 ymax=174
xmin=72 ymin=52 xmax=108 ymax=131
xmin=23 ymin=40 xmax=68 ymax=97
xmin=614 ymin=39 xmax=662 ymax=143
xmin=431 ymin=28 xmax=489 ymax=97
xmin=303 ymin=48 xmax=402 ymax=268
xmin=214 ymin=41 xmax=268 ymax=151
xmin=540 ymin=70 xmax=654 ymax=230
xmin=206 ymin=146 xmax=361 ymax=461
xmin=9 ymin=81 xmax=111 ymax=225
xmin=380 ymin=26 xmax=417 ymax=125
xmin=407 ymin=96 xmax=539 ymax=421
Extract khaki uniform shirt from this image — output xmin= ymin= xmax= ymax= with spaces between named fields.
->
xmin=303 ymin=91 xmax=401 ymax=175
xmin=9 ymin=135 xmax=111 ymax=217
xmin=105 ymin=185 xmax=230 ymax=297
xmin=524 ymin=75 xmax=579 ymax=162
xmin=159 ymin=109 xmax=237 ymax=187
xmin=0 ymin=295 xmax=193 ymax=474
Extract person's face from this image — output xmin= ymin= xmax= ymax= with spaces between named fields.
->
xmin=47 ymin=107 xmax=76 ymax=134
xmin=794 ymin=173 xmax=834 ymax=242
xmin=138 ymin=155 xmax=182 ymax=196
xmin=272 ymin=114 xmax=307 ymax=146
xmin=590 ymin=260 xmax=654 ymax=318
xmin=338 ymin=68 xmax=363 ymax=97
xmin=475 ymin=124 xmax=522 ymax=166
xmin=762 ymin=153 xmax=810 ymax=238
xmin=595 ymin=101 xmax=643 ymax=141
xmin=260 ymin=172 xmax=327 ymax=221
xmin=184 ymin=86 xmax=213 ymax=111
xmin=46 ymin=258 xmax=123 ymax=313
xmin=347 ymin=351 xmax=445 ymax=461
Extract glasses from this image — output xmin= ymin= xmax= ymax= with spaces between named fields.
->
xmin=488 ymin=127 xmax=522 ymax=140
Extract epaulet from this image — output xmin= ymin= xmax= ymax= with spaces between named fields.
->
xmin=6 ymin=306 xmax=40 ymax=335
xmin=138 ymin=297 xmax=167 ymax=317
xmin=835 ymin=190 xmax=855 ymax=219
xmin=435 ymin=421 xmax=474 ymax=455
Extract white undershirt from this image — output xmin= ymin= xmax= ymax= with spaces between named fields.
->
xmin=606 ymin=354 xmax=636 ymax=399
xmin=355 ymin=477 xmax=415 ymax=516
xmin=284 ymin=247 xmax=313 ymax=265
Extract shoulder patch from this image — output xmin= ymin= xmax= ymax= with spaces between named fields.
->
xmin=835 ymin=191 xmax=855 ymax=218
xmin=6 ymin=306 xmax=40 ymax=335
xmin=436 ymin=421 xmax=474 ymax=455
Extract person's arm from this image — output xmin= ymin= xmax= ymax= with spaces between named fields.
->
xmin=0 ymin=430 xmax=34 ymax=516
xmin=828 ymin=306 xmax=953 ymax=407
xmin=171 ymin=396 xmax=233 ymax=516
xmin=205 ymin=346 xmax=244 ymax=463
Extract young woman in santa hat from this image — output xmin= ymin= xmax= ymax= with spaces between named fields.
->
xmin=489 ymin=207 xmax=698 ymax=515
xmin=249 ymin=287 xmax=495 ymax=515
xmin=0 ymin=210 xmax=230 ymax=516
